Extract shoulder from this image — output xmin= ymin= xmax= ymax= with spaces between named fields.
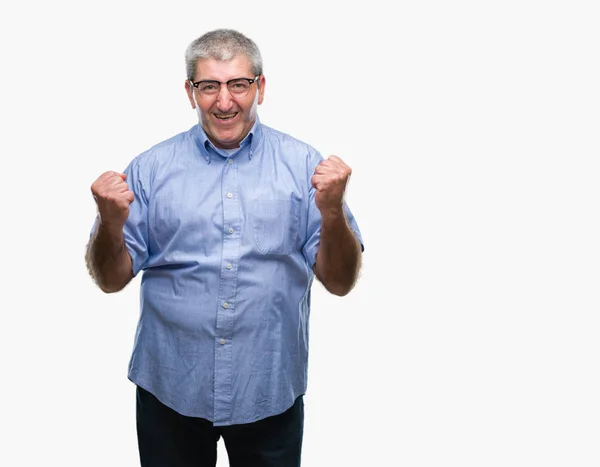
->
xmin=259 ymin=124 xmax=323 ymax=165
xmin=128 ymin=126 xmax=197 ymax=171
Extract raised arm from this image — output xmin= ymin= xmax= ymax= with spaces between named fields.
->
xmin=85 ymin=171 xmax=135 ymax=293
xmin=311 ymin=156 xmax=362 ymax=296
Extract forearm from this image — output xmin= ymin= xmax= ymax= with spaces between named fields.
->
xmin=85 ymin=218 xmax=134 ymax=293
xmin=314 ymin=209 xmax=362 ymax=296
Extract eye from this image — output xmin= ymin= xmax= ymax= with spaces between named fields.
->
xmin=229 ymin=80 xmax=250 ymax=92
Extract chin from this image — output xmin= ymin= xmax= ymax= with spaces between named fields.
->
xmin=217 ymin=135 xmax=239 ymax=146
xmin=217 ymin=130 xmax=243 ymax=144
xmin=213 ymin=136 xmax=241 ymax=149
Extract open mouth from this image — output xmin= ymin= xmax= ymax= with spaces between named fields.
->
xmin=214 ymin=113 xmax=238 ymax=122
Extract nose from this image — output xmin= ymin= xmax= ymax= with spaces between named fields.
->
xmin=215 ymin=83 xmax=234 ymax=111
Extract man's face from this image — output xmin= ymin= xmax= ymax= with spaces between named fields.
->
xmin=185 ymin=55 xmax=265 ymax=149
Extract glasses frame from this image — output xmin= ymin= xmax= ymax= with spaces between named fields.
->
xmin=190 ymin=75 xmax=261 ymax=99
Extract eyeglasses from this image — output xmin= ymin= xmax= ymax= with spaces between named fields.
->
xmin=190 ymin=76 xmax=260 ymax=99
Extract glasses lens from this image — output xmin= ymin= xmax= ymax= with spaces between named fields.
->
xmin=198 ymin=81 xmax=219 ymax=98
xmin=228 ymin=79 xmax=251 ymax=96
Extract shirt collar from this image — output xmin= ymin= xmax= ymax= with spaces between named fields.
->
xmin=192 ymin=117 xmax=263 ymax=164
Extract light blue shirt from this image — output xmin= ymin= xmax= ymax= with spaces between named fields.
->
xmin=110 ymin=118 xmax=363 ymax=425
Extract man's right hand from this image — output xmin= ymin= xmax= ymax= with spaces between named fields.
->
xmin=91 ymin=171 xmax=135 ymax=229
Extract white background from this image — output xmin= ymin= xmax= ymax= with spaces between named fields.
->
xmin=1 ymin=0 xmax=599 ymax=466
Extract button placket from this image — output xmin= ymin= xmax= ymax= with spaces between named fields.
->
xmin=214 ymin=150 xmax=243 ymax=423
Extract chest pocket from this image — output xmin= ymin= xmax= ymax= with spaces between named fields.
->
xmin=250 ymin=197 xmax=301 ymax=255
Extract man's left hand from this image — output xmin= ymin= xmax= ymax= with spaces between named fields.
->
xmin=311 ymin=155 xmax=352 ymax=215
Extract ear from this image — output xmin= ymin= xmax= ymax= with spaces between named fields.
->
xmin=184 ymin=80 xmax=196 ymax=109
xmin=257 ymin=75 xmax=266 ymax=105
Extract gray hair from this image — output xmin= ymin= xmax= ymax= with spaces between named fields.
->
xmin=185 ymin=29 xmax=263 ymax=80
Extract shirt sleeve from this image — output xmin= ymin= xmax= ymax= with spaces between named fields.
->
xmin=122 ymin=156 xmax=150 ymax=276
xmin=301 ymin=148 xmax=365 ymax=268
xmin=87 ymin=155 xmax=150 ymax=277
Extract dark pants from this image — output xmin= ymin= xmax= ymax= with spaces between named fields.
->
xmin=136 ymin=386 xmax=304 ymax=467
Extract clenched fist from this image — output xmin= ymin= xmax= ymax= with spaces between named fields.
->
xmin=91 ymin=171 xmax=135 ymax=228
xmin=311 ymin=155 xmax=352 ymax=215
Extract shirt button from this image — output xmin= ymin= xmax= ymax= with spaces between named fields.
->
xmin=223 ymin=302 xmax=229 ymax=309
xmin=227 ymin=192 xmax=233 ymax=198
xmin=227 ymin=159 xmax=233 ymax=165
xmin=220 ymin=339 xmax=226 ymax=345
xmin=228 ymin=227 xmax=234 ymax=234
xmin=226 ymin=263 xmax=232 ymax=270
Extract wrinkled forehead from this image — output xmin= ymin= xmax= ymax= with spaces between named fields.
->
xmin=193 ymin=55 xmax=253 ymax=81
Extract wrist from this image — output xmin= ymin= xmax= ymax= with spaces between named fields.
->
xmin=319 ymin=207 xmax=346 ymax=222
xmin=98 ymin=216 xmax=125 ymax=237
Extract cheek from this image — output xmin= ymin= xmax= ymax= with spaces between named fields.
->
xmin=198 ymin=103 xmax=214 ymax=118
xmin=245 ymin=95 xmax=259 ymax=118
